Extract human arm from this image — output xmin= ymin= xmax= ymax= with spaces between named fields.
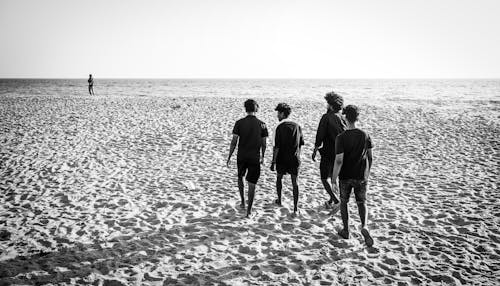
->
xmin=270 ymin=126 xmax=281 ymax=170
xmin=365 ymin=134 xmax=373 ymax=179
xmin=260 ymin=137 xmax=267 ymax=165
xmin=226 ymin=134 xmax=238 ymax=167
xmin=332 ymin=135 xmax=344 ymax=186
xmin=312 ymin=115 xmax=327 ymax=161
xmin=270 ymin=146 xmax=278 ymax=171
xmin=331 ymin=153 xmax=344 ymax=185
xmin=365 ymin=148 xmax=373 ymax=179
xmin=260 ymin=122 xmax=269 ymax=165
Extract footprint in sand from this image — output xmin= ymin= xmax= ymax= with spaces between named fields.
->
xmin=299 ymin=221 xmax=313 ymax=230
xmin=281 ymin=223 xmax=295 ymax=231
xmin=250 ymin=265 xmax=262 ymax=277
xmin=269 ymin=264 xmax=289 ymax=275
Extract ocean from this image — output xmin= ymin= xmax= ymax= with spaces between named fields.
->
xmin=1 ymin=78 xmax=499 ymax=103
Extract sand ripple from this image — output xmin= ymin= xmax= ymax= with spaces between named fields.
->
xmin=0 ymin=94 xmax=499 ymax=285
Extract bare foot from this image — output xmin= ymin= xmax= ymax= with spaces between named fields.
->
xmin=337 ymin=228 xmax=349 ymax=239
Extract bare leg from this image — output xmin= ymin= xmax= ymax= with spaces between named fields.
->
xmin=275 ymin=174 xmax=283 ymax=205
xmin=246 ymin=182 xmax=256 ymax=216
xmin=238 ymin=177 xmax=245 ymax=207
xmin=321 ymin=179 xmax=339 ymax=204
xmin=291 ymin=175 xmax=299 ymax=213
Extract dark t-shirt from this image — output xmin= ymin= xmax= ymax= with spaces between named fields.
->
xmin=232 ymin=115 xmax=268 ymax=163
xmin=315 ymin=111 xmax=346 ymax=161
xmin=335 ymin=128 xmax=373 ymax=180
xmin=275 ymin=121 xmax=304 ymax=166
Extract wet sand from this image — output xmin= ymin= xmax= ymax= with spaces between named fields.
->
xmin=0 ymin=94 xmax=499 ymax=285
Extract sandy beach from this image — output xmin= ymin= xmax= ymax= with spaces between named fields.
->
xmin=0 ymin=93 xmax=499 ymax=285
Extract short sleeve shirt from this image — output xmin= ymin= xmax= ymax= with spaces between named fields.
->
xmin=335 ymin=129 xmax=373 ymax=180
xmin=315 ymin=111 xmax=346 ymax=160
xmin=274 ymin=121 xmax=304 ymax=166
xmin=233 ymin=115 xmax=268 ymax=163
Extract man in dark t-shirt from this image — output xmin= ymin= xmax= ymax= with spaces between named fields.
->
xmin=332 ymin=105 xmax=374 ymax=247
xmin=227 ymin=99 xmax=268 ymax=218
xmin=312 ymin=91 xmax=346 ymax=211
xmin=270 ymin=103 xmax=304 ymax=216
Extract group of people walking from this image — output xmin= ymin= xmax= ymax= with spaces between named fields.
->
xmin=226 ymin=92 xmax=374 ymax=246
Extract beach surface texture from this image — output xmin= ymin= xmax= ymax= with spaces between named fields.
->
xmin=0 ymin=79 xmax=499 ymax=285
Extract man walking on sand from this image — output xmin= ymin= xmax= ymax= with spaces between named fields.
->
xmin=227 ymin=99 xmax=268 ymax=218
xmin=332 ymin=105 xmax=374 ymax=247
xmin=312 ymin=91 xmax=346 ymax=211
xmin=270 ymin=103 xmax=304 ymax=216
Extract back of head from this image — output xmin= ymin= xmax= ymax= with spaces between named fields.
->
xmin=342 ymin=105 xmax=360 ymax=123
xmin=244 ymin=99 xmax=259 ymax=113
xmin=324 ymin=91 xmax=344 ymax=112
xmin=275 ymin=102 xmax=291 ymax=118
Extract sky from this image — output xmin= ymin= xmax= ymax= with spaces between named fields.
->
xmin=0 ymin=0 xmax=499 ymax=78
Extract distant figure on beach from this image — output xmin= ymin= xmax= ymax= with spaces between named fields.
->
xmin=88 ymin=74 xmax=94 ymax=95
xmin=312 ymin=92 xmax=346 ymax=211
xmin=270 ymin=103 xmax=304 ymax=216
xmin=332 ymin=105 xmax=374 ymax=247
xmin=227 ymin=99 xmax=268 ymax=218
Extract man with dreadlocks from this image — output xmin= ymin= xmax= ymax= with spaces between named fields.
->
xmin=312 ymin=91 xmax=346 ymax=212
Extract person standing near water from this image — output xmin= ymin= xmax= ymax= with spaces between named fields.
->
xmin=312 ymin=92 xmax=345 ymax=211
xmin=332 ymin=105 xmax=374 ymax=247
xmin=227 ymin=99 xmax=268 ymax=218
xmin=88 ymin=74 xmax=94 ymax=95
xmin=270 ymin=103 xmax=304 ymax=216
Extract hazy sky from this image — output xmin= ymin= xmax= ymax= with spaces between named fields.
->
xmin=1 ymin=0 xmax=499 ymax=78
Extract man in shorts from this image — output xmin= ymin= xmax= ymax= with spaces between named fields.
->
xmin=312 ymin=91 xmax=346 ymax=211
xmin=227 ymin=99 xmax=268 ymax=218
xmin=270 ymin=103 xmax=304 ymax=216
xmin=332 ymin=105 xmax=374 ymax=247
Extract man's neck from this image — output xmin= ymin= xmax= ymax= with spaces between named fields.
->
xmin=346 ymin=122 xmax=356 ymax=130
xmin=279 ymin=117 xmax=289 ymax=122
xmin=247 ymin=112 xmax=256 ymax=116
xmin=328 ymin=108 xmax=340 ymax=114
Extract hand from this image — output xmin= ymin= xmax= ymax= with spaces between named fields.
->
xmin=331 ymin=177 xmax=338 ymax=191
xmin=226 ymin=157 xmax=231 ymax=168
xmin=260 ymin=156 xmax=265 ymax=165
xmin=312 ymin=149 xmax=317 ymax=162
xmin=270 ymin=162 xmax=275 ymax=171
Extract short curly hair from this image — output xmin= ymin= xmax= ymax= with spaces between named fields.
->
xmin=275 ymin=102 xmax=291 ymax=118
xmin=244 ymin=99 xmax=259 ymax=112
xmin=342 ymin=104 xmax=360 ymax=122
xmin=324 ymin=91 xmax=344 ymax=112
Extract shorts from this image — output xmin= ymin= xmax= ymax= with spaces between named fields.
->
xmin=320 ymin=158 xmax=334 ymax=179
xmin=237 ymin=160 xmax=260 ymax=184
xmin=276 ymin=163 xmax=299 ymax=176
xmin=340 ymin=179 xmax=368 ymax=203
